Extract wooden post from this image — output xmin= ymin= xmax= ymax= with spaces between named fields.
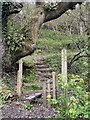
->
xmin=61 ymin=48 xmax=67 ymax=83
xmin=17 ymin=59 xmax=23 ymax=97
xmin=43 ymin=82 xmax=47 ymax=107
xmin=52 ymin=72 xmax=56 ymax=99
xmin=19 ymin=59 xmax=23 ymax=80
xmin=47 ymin=80 xmax=51 ymax=96
xmin=61 ymin=48 xmax=68 ymax=118
xmin=47 ymin=79 xmax=51 ymax=108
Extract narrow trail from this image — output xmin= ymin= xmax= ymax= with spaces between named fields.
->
xmin=1 ymin=56 xmax=58 ymax=119
xmin=21 ymin=56 xmax=53 ymax=101
xmin=1 ymin=101 xmax=57 ymax=118
xmin=34 ymin=56 xmax=52 ymax=82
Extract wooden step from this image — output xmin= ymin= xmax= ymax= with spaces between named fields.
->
xmin=34 ymin=57 xmax=45 ymax=61
xmin=35 ymin=62 xmax=44 ymax=65
xmin=36 ymin=68 xmax=53 ymax=72
xmin=21 ymin=93 xmax=42 ymax=102
xmin=23 ymin=82 xmax=43 ymax=86
xmin=39 ymin=77 xmax=49 ymax=81
xmin=35 ymin=64 xmax=48 ymax=68
xmin=25 ymin=93 xmax=42 ymax=101
xmin=22 ymin=90 xmax=43 ymax=95
xmin=36 ymin=72 xmax=52 ymax=78
xmin=39 ymin=74 xmax=51 ymax=78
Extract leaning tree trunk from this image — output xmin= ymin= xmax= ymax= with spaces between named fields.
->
xmin=1 ymin=2 xmax=46 ymax=90
xmin=2 ymin=2 xmax=45 ymax=74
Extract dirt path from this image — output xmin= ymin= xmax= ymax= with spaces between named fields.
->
xmin=1 ymin=100 xmax=58 ymax=118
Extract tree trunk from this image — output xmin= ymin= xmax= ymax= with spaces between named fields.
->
xmin=2 ymin=2 xmax=45 ymax=74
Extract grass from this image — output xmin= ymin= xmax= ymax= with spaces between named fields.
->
xmin=37 ymin=29 xmax=88 ymax=54
xmin=23 ymin=103 xmax=33 ymax=110
xmin=23 ymin=85 xmax=42 ymax=90
xmin=23 ymin=66 xmax=36 ymax=83
xmin=23 ymin=75 xmax=36 ymax=83
xmin=22 ymin=55 xmax=35 ymax=67
xmin=45 ymin=53 xmax=61 ymax=73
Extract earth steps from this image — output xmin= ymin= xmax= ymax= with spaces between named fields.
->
xmin=22 ymin=56 xmax=53 ymax=102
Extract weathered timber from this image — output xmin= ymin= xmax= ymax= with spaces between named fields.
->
xmin=52 ymin=72 xmax=56 ymax=99
xmin=25 ymin=93 xmax=42 ymax=102
xmin=16 ymin=59 xmax=23 ymax=97
xmin=43 ymin=82 xmax=47 ymax=107
xmin=61 ymin=48 xmax=67 ymax=83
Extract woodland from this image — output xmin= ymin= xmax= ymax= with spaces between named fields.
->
xmin=0 ymin=1 xmax=90 ymax=119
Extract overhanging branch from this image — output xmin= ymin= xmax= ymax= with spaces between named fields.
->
xmin=44 ymin=2 xmax=83 ymax=23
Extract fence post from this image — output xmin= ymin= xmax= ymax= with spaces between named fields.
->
xmin=17 ymin=59 xmax=23 ymax=97
xmin=52 ymin=72 xmax=56 ymax=99
xmin=61 ymin=48 xmax=67 ymax=83
xmin=19 ymin=59 xmax=23 ymax=80
xmin=43 ymin=82 xmax=47 ymax=107
xmin=47 ymin=79 xmax=51 ymax=108
xmin=61 ymin=48 xmax=68 ymax=118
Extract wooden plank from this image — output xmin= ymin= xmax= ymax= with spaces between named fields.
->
xmin=47 ymin=79 xmax=51 ymax=108
xmin=26 ymin=93 xmax=42 ymax=101
xmin=43 ymin=82 xmax=47 ymax=107
xmin=47 ymin=80 xmax=51 ymax=96
xmin=23 ymin=82 xmax=43 ymax=86
xmin=61 ymin=48 xmax=67 ymax=83
xmin=17 ymin=70 xmax=22 ymax=97
xmin=52 ymin=72 xmax=56 ymax=99
xmin=17 ymin=59 xmax=23 ymax=97
xmin=19 ymin=59 xmax=23 ymax=80
xmin=22 ymin=90 xmax=43 ymax=95
xmin=61 ymin=48 xmax=68 ymax=109
xmin=36 ymin=68 xmax=52 ymax=72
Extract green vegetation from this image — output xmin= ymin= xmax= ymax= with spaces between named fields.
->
xmin=23 ymin=103 xmax=33 ymax=110
xmin=45 ymin=54 xmax=61 ymax=73
xmin=47 ymin=74 xmax=89 ymax=119
xmin=23 ymin=66 xmax=36 ymax=83
xmin=7 ymin=16 xmax=25 ymax=56
xmin=38 ymin=29 xmax=88 ymax=54
xmin=0 ymin=92 xmax=7 ymax=108
xmin=57 ymin=74 xmax=89 ymax=119
xmin=23 ymin=85 xmax=42 ymax=90
xmin=36 ymin=28 xmax=89 ymax=119
xmin=22 ymin=56 xmax=35 ymax=67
